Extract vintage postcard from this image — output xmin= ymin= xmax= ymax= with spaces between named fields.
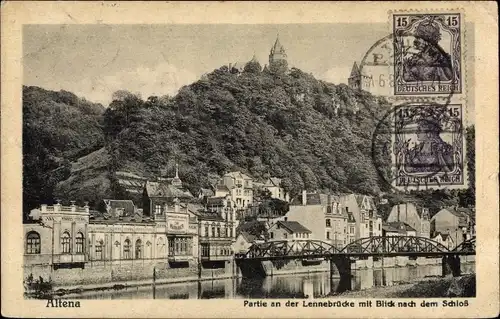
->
xmin=1 ymin=1 xmax=498 ymax=318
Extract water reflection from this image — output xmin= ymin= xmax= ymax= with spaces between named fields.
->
xmin=65 ymin=261 xmax=475 ymax=300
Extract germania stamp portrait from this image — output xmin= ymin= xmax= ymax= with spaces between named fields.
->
xmin=393 ymin=103 xmax=465 ymax=189
xmin=393 ymin=13 xmax=462 ymax=95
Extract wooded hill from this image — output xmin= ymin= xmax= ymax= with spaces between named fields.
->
xmin=23 ymin=65 xmax=474 ymax=214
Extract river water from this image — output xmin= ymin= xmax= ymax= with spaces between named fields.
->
xmin=65 ymin=261 xmax=475 ymax=299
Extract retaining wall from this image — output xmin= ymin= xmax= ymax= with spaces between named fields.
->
xmin=23 ymin=259 xmax=234 ymax=288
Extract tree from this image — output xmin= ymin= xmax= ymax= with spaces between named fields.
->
xmin=244 ymin=59 xmax=262 ymax=74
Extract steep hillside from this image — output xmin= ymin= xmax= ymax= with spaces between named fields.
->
xmin=23 ymin=86 xmax=105 ymax=211
xmin=99 ymin=66 xmax=392 ymax=199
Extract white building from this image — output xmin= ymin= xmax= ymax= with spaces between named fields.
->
xmin=258 ymin=177 xmax=290 ymax=202
xmin=215 ymin=171 xmax=253 ymax=209
xmin=268 ymin=221 xmax=311 ymax=240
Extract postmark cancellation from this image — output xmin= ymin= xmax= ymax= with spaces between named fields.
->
xmin=392 ymin=103 xmax=466 ymax=190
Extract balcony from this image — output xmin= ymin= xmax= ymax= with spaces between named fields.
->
xmin=168 ymin=253 xmax=191 ymax=262
xmin=55 ymin=253 xmax=86 ymax=264
xmin=201 ymin=254 xmax=231 ymax=261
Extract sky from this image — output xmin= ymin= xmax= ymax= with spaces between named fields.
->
xmin=23 ymin=23 xmax=388 ymax=105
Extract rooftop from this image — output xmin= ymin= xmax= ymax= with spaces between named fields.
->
xmin=274 ymin=220 xmax=311 ymax=234
xmin=145 ymin=181 xmax=193 ymax=199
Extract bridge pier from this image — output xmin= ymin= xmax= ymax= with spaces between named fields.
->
xmin=236 ymin=259 xmax=267 ymax=278
xmin=330 ymin=256 xmax=352 ymax=293
xmin=442 ymin=255 xmax=461 ymax=277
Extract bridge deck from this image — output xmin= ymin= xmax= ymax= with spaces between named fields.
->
xmin=236 ymin=251 xmax=475 ymax=262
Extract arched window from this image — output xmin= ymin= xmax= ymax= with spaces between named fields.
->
xmin=156 ymin=238 xmax=164 ymax=258
xmin=146 ymin=241 xmax=152 ymax=259
xmin=135 ymin=239 xmax=142 ymax=259
xmin=95 ymin=239 xmax=104 ymax=260
xmin=123 ymin=239 xmax=131 ymax=259
xmin=61 ymin=232 xmax=71 ymax=254
xmin=75 ymin=232 xmax=84 ymax=254
xmin=26 ymin=231 xmax=41 ymax=254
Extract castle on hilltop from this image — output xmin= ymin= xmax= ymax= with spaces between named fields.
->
xmin=267 ymin=34 xmax=288 ymax=73
xmin=224 ymin=34 xmax=289 ymax=75
xmin=348 ymin=62 xmax=371 ymax=91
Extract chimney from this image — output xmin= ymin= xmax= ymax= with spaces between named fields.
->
xmin=302 ymin=190 xmax=307 ymax=206
xmin=327 ymin=194 xmax=332 ymax=214
xmin=41 ymin=204 xmax=47 ymax=214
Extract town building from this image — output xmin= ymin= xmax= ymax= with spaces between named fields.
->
xmin=386 ymin=203 xmax=430 ymax=238
xmin=24 ymin=202 xmax=89 ymax=270
xmin=233 ymin=231 xmax=265 ymax=255
xmin=142 ymin=166 xmax=194 ymax=218
xmin=430 ymin=206 xmax=475 ymax=247
xmin=340 ymin=194 xmax=382 ymax=240
xmin=382 ymin=222 xmax=406 ymax=237
xmin=384 ymin=221 xmax=418 ymax=237
xmin=287 ymin=191 xmax=348 ymax=249
xmin=102 ymin=199 xmax=137 ymax=218
xmin=346 ymin=212 xmax=357 ymax=244
xmin=268 ymin=221 xmax=311 ymax=240
xmin=215 ymin=171 xmax=253 ymax=209
xmin=432 ymin=232 xmax=455 ymax=250
xmin=197 ymin=187 xmax=215 ymax=200
xmin=23 ymin=196 xmax=240 ymax=286
xmin=188 ymin=203 xmax=236 ymax=265
xmin=23 ymin=166 xmax=243 ymax=285
xmin=255 ymin=177 xmax=290 ymax=202
xmin=203 ymin=195 xmax=239 ymax=239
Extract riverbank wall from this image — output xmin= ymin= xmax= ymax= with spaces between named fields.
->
xmin=352 ymin=255 xmax=475 ymax=270
xmin=24 ymin=259 xmax=236 ymax=290
xmin=262 ymin=259 xmax=331 ymax=276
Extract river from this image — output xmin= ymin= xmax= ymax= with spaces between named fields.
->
xmin=63 ymin=261 xmax=475 ymax=299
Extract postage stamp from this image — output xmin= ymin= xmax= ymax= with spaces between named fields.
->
xmin=392 ymin=103 xmax=465 ymax=189
xmin=393 ymin=13 xmax=462 ymax=95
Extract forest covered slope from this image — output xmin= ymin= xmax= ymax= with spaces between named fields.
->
xmin=23 ymin=66 xmax=474 ymax=213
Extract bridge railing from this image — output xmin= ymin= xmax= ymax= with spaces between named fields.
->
xmin=239 ymin=236 xmax=476 ymax=259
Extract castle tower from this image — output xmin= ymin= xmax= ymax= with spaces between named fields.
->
xmin=269 ymin=34 xmax=288 ymax=73
xmin=348 ymin=62 xmax=372 ymax=91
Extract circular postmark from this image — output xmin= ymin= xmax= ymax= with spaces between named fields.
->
xmin=371 ymin=101 xmax=466 ymax=192
xmin=357 ymin=32 xmax=457 ymax=107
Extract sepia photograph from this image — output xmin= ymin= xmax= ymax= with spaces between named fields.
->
xmin=1 ymin=2 xmax=498 ymax=318
xmin=21 ymin=21 xmax=476 ymax=300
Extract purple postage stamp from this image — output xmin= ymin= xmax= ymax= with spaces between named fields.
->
xmin=393 ymin=13 xmax=462 ymax=95
xmin=393 ymin=103 xmax=465 ymax=189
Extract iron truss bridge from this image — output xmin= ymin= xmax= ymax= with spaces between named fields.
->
xmin=236 ymin=236 xmax=476 ymax=261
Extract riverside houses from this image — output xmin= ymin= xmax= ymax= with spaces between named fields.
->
xmin=339 ymin=194 xmax=383 ymax=240
xmin=430 ymin=206 xmax=475 ymax=246
xmin=386 ymin=203 xmax=431 ymax=238
xmin=215 ymin=171 xmax=254 ymax=209
xmin=188 ymin=195 xmax=239 ymax=264
xmin=286 ymin=191 xmax=348 ymax=249
xmin=23 ymin=168 xmax=241 ymax=286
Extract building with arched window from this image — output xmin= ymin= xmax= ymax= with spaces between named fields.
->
xmin=23 ymin=194 xmax=240 ymax=285
xmin=25 ymin=231 xmax=41 ymax=254
xmin=135 ymin=239 xmax=142 ymax=259
xmin=61 ymin=232 xmax=71 ymax=253
xmin=24 ymin=202 xmax=88 ymax=270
